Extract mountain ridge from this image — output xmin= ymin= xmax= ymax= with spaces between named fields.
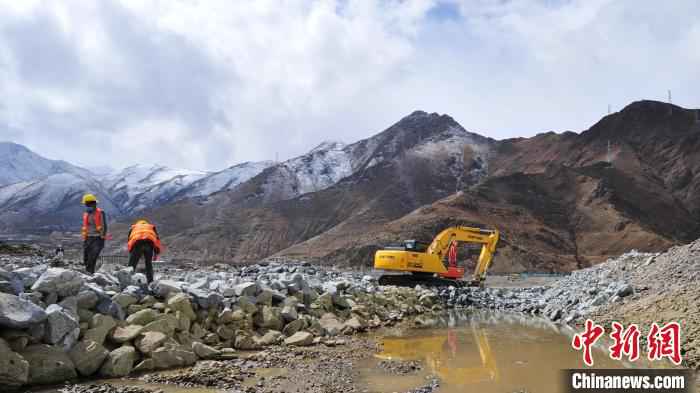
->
xmin=3 ymin=100 xmax=699 ymax=273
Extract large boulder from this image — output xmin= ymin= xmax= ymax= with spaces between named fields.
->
xmin=135 ymin=331 xmax=167 ymax=354
xmin=83 ymin=314 xmax=116 ymax=345
xmin=76 ymin=290 xmax=99 ymax=310
xmin=20 ymin=344 xmax=77 ymax=385
xmin=255 ymin=289 xmax=273 ymax=306
xmin=110 ymin=325 xmax=144 ymax=344
xmin=68 ymin=340 xmax=108 ymax=376
xmin=96 ymin=298 xmax=125 ymax=321
xmin=150 ymin=345 xmax=197 ymax=369
xmin=237 ymin=296 xmax=257 ymax=314
xmin=0 ymin=268 xmax=23 ymax=295
xmin=258 ymin=330 xmax=283 ymax=346
xmin=344 ymin=316 xmax=365 ymax=332
xmin=0 ymin=293 xmax=47 ymax=329
xmin=282 ymin=319 xmax=306 ymax=337
xmin=31 ymin=268 xmax=84 ymax=298
xmin=281 ymin=304 xmax=298 ymax=322
xmin=44 ymin=304 xmax=80 ymax=347
xmin=126 ymin=308 xmax=159 ymax=325
xmin=152 ymin=280 xmax=183 ymax=299
xmin=142 ymin=314 xmax=177 ymax=336
xmin=167 ymin=293 xmax=196 ymax=321
xmin=0 ymin=338 xmax=28 ymax=388
xmin=284 ymin=331 xmax=313 ymax=346
xmin=114 ymin=268 xmax=134 ymax=289
xmin=13 ymin=266 xmax=45 ymax=289
xmin=319 ymin=313 xmax=344 ymax=336
xmin=186 ymin=288 xmax=223 ymax=309
xmin=234 ymin=333 xmax=260 ymax=350
xmin=216 ymin=325 xmax=235 ymax=340
xmin=99 ymin=345 xmax=136 ymax=377
xmin=254 ymin=306 xmax=283 ymax=331
xmin=192 ymin=342 xmax=220 ymax=360
xmin=233 ymin=282 xmax=258 ymax=297
xmin=112 ymin=293 xmax=138 ymax=309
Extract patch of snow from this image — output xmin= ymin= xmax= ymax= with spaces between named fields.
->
xmin=181 ymin=161 xmax=275 ymax=198
xmin=102 ymin=164 xmax=209 ymax=213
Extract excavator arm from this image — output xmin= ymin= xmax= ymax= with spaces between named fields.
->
xmin=426 ymin=226 xmax=499 ymax=284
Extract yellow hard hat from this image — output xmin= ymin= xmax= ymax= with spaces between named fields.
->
xmin=135 ymin=219 xmax=149 ymax=225
xmin=82 ymin=193 xmax=98 ymax=204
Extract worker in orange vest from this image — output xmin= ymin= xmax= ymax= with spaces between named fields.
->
xmin=127 ymin=219 xmax=162 ymax=283
xmin=81 ymin=193 xmax=107 ymax=274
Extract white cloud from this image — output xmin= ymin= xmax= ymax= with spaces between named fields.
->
xmin=0 ymin=0 xmax=698 ymax=171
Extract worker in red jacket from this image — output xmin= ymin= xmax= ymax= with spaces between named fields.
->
xmin=81 ymin=193 xmax=107 ymax=274
xmin=127 ymin=219 xmax=162 ymax=283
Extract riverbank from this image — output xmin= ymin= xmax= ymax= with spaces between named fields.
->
xmin=0 ymin=255 xmax=442 ymax=391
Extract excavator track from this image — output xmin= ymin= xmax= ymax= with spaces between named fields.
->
xmin=377 ymin=274 xmax=478 ymax=288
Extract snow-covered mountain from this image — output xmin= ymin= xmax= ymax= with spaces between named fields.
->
xmin=0 ymin=172 xmax=119 ymax=233
xmin=0 ymin=144 xmax=275 ymax=233
xmin=253 ymin=111 xmax=492 ymax=203
xmin=101 ymin=165 xmax=210 ymax=214
xmin=177 ymin=161 xmax=275 ymax=199
xmin=0 ymin=142 xmax=90 ymax=186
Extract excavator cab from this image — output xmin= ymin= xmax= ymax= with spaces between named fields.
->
xmin=403 ymin=240 xmax=430 ymax=252
xmin=383 ymin=240 xmax=430 ymax=252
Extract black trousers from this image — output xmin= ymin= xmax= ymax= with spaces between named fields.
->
xmin=129 ymin=240 xmax=154 ymax=283
xmin=83 ymin=237 xmax=105 ymax=274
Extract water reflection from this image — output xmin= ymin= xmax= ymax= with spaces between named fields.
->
xmin=371 ymin=311 xmax=630 ymax=393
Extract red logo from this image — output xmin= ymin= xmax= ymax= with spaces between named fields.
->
xmin=572 ymin=320 xmax=682 ymax=366
xmin=609 ymin=322 xmax=641 ymax=361
xmin=572 ymin=319 xmax=606 ymax=366
xmin=647 ymin=322 xmax=682 ymax=365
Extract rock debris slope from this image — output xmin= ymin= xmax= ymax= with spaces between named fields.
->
xmin=0 ymin=255 xmax=442 ymax=389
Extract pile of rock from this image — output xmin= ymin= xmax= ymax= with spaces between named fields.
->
xmin=0 ymin=259 xmax=442 ymax=390
xmin=434 ymin=250 xmax=653 ymax=325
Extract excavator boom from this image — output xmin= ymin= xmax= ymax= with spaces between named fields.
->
xmin=374 ymin=226 xmax=499 ymax=287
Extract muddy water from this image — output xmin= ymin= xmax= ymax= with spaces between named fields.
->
xmin=359 ymin=311 xmax=660 ymax=393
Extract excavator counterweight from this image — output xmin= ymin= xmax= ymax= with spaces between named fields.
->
xmin=374 ymin=226 xmax=499 ymax=288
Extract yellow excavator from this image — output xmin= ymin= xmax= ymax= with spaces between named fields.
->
xmin=374 ymin=226 xmax=499 ymax=287
xmin=376 ymin=326 xmax=499 ymax=385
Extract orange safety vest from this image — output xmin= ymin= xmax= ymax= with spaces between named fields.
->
xmin=81 ymin=208 xmax=103 ymax=240
xmin=127 ymin=222 xmax=162 ymax=253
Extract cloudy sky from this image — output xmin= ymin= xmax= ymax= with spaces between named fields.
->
xmin=1 ymin=0 xmax=698 ymax=171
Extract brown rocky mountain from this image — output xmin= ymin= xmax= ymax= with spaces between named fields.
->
xmin=111 ymin=100 xmax=700 ymax=272
xmin=108 ymin=111 xmax=494 ymax=260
